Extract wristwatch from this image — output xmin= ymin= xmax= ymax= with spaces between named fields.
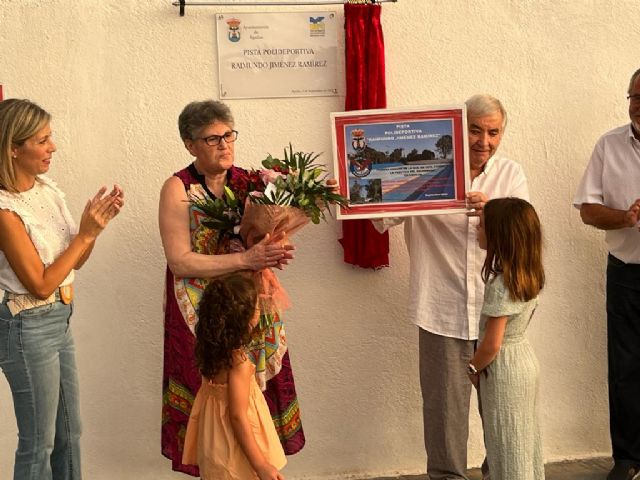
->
xmin=467 ymin=363 xmax=479 ymax=375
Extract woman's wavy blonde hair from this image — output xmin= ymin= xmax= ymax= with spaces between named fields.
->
xmin=0 ymin=99 xmax=51 ymax=193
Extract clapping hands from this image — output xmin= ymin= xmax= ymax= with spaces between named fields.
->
xmin=78 ymin=184 xmax=124 ymax=239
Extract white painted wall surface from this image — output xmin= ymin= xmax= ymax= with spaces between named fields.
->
xmin=0 ymin=0 xmax=637 ymax=478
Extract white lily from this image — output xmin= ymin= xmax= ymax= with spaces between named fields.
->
xmin=264 ymin=182 xmax=293 ymax=205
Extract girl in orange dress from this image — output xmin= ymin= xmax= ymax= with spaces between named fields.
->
xmin=182 ymin=272 xmax=286 ymax=480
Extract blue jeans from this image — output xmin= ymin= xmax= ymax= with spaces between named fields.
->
xmin=0 ymin=298 xmax=82 ymax=480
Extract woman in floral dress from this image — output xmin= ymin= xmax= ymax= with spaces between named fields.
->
xmin=158 ymin=100 xmax=305 ymax=476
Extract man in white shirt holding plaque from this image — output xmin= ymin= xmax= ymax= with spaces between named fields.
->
xmin=375 ymin=94 xmax=529 ymax=480
xmin=573 ymin=68 xmax=640 ymax=480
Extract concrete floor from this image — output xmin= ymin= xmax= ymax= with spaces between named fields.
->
xmin=367 ymin=457 xmax=613 ymax=480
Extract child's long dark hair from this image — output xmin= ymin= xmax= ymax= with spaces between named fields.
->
xmin=195 ymin=272 xmax=258 ymax=378
xmin=481 ymin=197 xmax=545 ymax=302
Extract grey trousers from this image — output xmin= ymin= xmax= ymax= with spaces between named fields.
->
xmin=419 ymin=328 xmax=475 ymax=480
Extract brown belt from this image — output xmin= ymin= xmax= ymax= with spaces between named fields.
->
xmin=5 ymin=285 xmax=73 ymax=316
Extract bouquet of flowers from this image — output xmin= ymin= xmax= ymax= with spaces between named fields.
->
xmin=253 ymin=144 xmax=347 ymax=223
xmin=189 ymin=145 xmax=348 ymax=328
xmin=240 ymin=144 xmax=347 ymax=247
xmin=186 ymin=167 xmax=261 ymax=238
xmin=189 ymin=144 xmax=347 ymax=244
xmin=188 ymin=185 xmax=242 ymax=234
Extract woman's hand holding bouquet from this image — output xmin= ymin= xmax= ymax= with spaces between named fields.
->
xmin=190 ymin=144 xmax=348 ymax=329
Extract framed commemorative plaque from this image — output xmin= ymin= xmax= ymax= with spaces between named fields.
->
xmin=331 ymin=105 xmax=470 ymax=220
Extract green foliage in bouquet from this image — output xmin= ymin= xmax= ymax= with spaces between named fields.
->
xmin=255 ymin=144 xmax=349 ymax=224
xmin=188 ymin=186 xmax=242 ymax=232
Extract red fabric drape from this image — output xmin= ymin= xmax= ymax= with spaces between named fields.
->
xmin=339 ymin=3 xmax=390 ymax=269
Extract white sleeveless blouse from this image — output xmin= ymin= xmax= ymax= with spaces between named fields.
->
xmin=0 ymin=176 xmax=77 ymax=293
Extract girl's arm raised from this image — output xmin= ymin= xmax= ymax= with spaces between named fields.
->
xmin=469 ymin=316 xmax=508 ymax=385
xmin=228 ymin=353 xmax=284 ymax=480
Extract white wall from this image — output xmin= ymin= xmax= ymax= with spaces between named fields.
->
xmin=1 ymin=0 xmax=636 ymax=478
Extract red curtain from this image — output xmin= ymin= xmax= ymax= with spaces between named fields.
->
xmin=339 ymin=3 xmax=389 ymax=269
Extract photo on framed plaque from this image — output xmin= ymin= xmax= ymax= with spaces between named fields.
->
xmin=331 ymin=105 xmax=470 ymax=220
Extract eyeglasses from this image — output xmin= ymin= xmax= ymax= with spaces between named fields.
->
xmin=627 ymin=94 xmax=640 ymax=104
xmin=197 ymin=130 xmax=239 ymax=146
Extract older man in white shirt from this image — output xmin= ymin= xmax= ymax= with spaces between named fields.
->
xmin=376 ymin=94 xmax=529 ymax=480
xmin=573 ymin=68 xmax=640 ymax=480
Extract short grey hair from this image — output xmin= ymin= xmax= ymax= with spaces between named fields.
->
xmin=628 ymin=68 xmax=640 ymax=94
xmin=465 ymin=94 xmax=507 ymax=130
xmin=178 ymin=100 xmax=235 ymax=141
